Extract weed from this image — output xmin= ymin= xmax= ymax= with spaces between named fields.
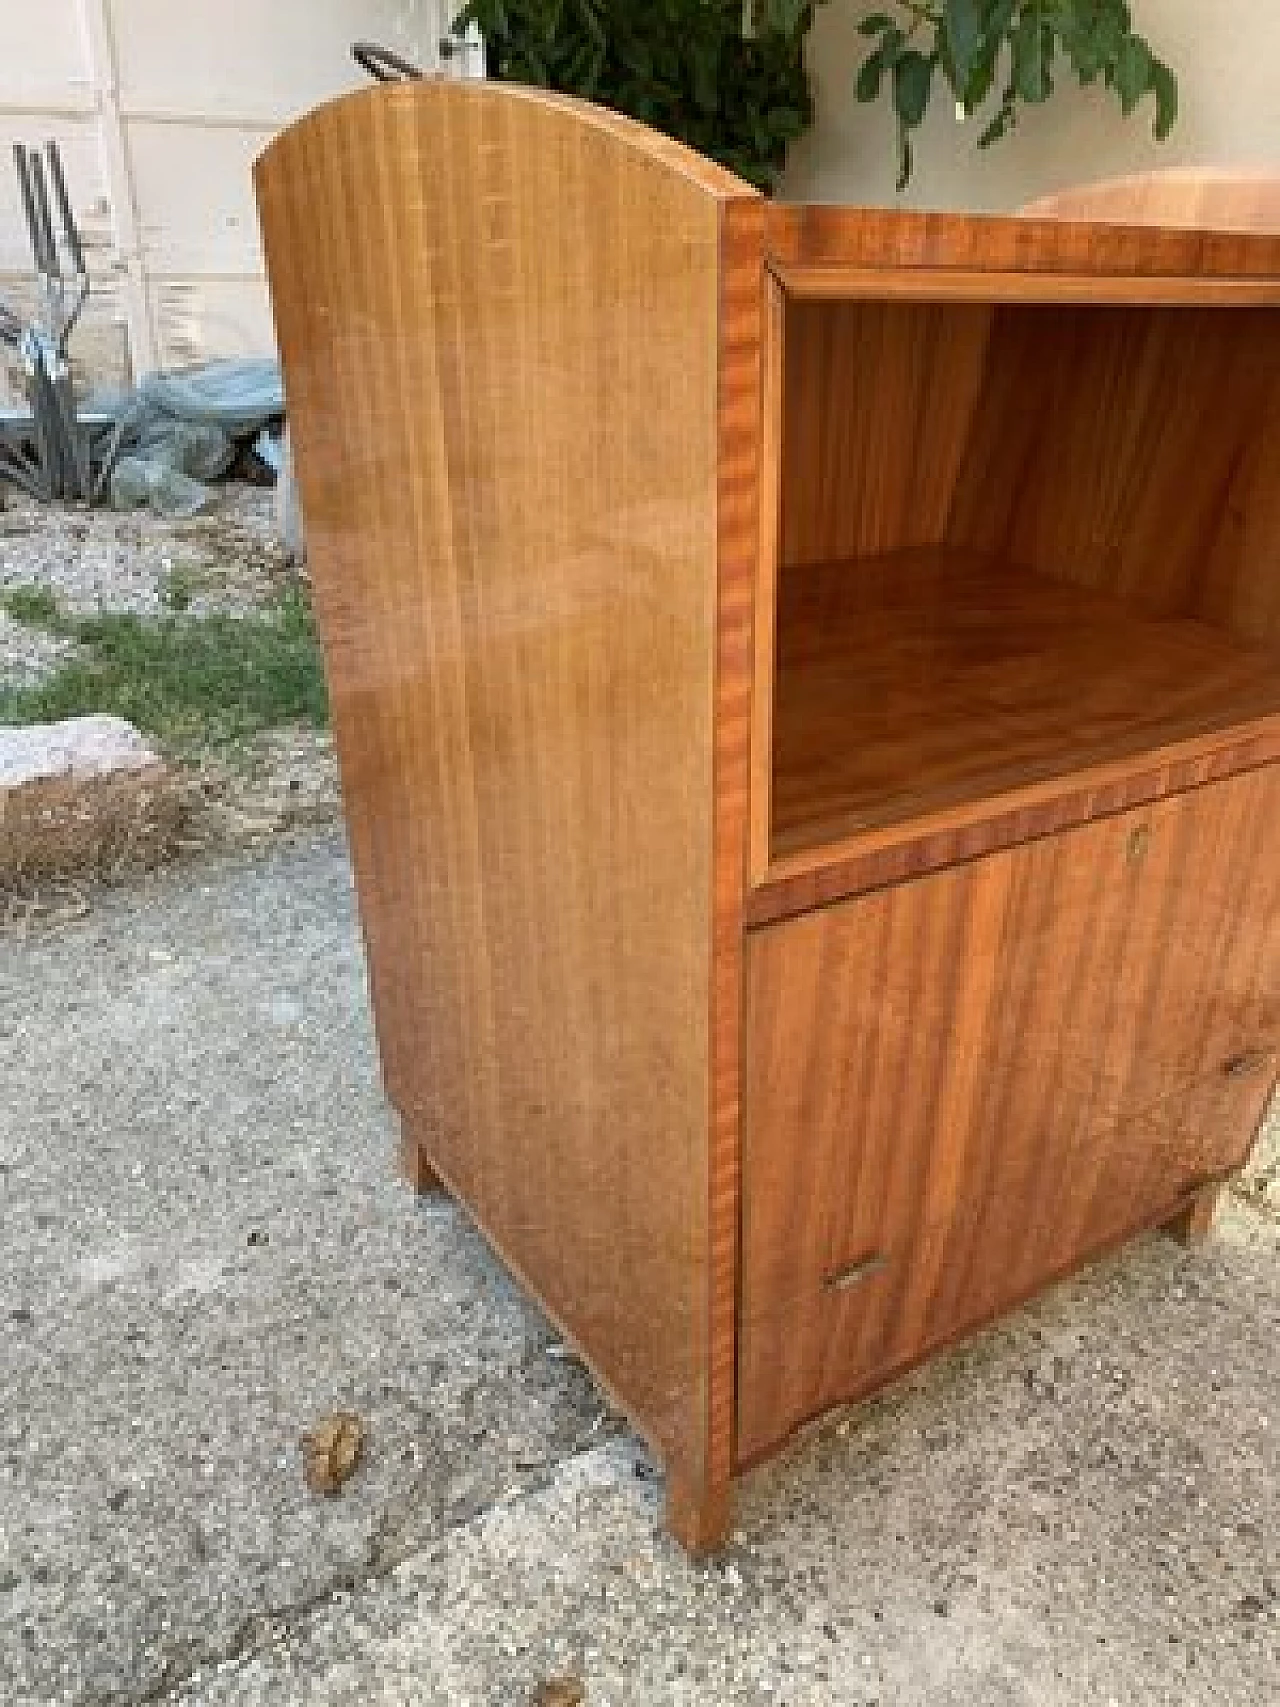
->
xmin=160 ymin=568 xmax=195 ymax=613
xmin=2 ymin=584 xmax=66 ymax=631
xmin=0 ymin=584 xmax=328 ymax=754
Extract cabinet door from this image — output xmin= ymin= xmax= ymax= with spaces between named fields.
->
xmin=738 ymin=769 xmax=1280 ymax=1464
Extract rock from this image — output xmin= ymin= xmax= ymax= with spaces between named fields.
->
xmin=0 ymin=716 xmax=184 ymax=884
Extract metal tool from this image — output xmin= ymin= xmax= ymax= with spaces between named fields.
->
xmin=2 ymin=140 xmax=99 ymax=503
xmin=352 ymin=41 xmax=424 ymax=82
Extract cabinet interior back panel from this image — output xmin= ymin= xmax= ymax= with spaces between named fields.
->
xmin=779 ymin=299 xmax=1280 ymax=647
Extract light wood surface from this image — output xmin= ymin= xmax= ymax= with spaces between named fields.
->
xmin=256 ymin=82 xmax=761 ymax=1532
xmin=779 ymin=302 xmax=992 ymax=568
xmin=765 ymin=202 xmax=1280 ymax=286
xmin=700 ymin=192 xmax=765 ymax=1550
xmin=947 ymin=305 xmax=1280 ymax=647
xmin=770 ymin=549 xmax=1280 ymax=864
xmin=771 ymin=267 xmax=1280 ymax=306
xmin=748 ymin=273 xmax=786 ymax=889
xmin=774 ymin=295 xmax=1280 ymax=646
xmin=1024 ymin=170 xmax=1280 ymax=233
xmin=748 ymin=731 xmax=1280 ymax=928
xmin=739 ymin=769 xmax=1280 ymax=1462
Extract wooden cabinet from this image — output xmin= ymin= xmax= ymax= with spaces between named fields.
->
xmin=257 ymin=82 xmax=1280 ymax=1553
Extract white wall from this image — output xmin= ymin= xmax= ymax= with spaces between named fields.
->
xmin=0 ymin=0 xmax=475 ymax=384
xmin=6 ymin=2 xmax=1275 ymax=388
xmin=784 ymin=0 xmax=1280 ymax=210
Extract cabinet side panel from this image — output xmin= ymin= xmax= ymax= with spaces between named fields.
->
xmin=256 ymin=84 xmax=734 ymax=1473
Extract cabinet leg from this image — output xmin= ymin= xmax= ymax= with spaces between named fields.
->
xmin=1164 ymin=1183 xmax=1224 ymax=1247
xmin=400 ymin=1125 xmax=449 ymax=1197
xmin=665 ymin=1474 xmax=732 ymax=1555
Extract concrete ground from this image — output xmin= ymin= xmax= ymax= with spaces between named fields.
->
xmin=1 ymin=832 xmax=1277 ymax=1707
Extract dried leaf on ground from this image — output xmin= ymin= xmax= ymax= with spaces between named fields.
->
xmin=301 ymin=1412 xmax=365 ymax=1496
xmin=531 ymin=1678 xmax=586 ymax=1707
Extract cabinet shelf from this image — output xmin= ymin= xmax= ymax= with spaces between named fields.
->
xmin=771 ymin=547 xmax=1280 ymax=866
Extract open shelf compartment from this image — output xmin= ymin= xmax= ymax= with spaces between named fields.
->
xmin=773 ymin=548 xmax=1280 ymax=859
xmin=754 ymin=283 xmax=1280 ymax=903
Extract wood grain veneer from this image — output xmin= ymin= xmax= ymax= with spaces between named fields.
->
xmin=770 ymin=549 xmax=1280 ymax=865
xmin=1024 ymin=170 xmax=1280 ymax=233
xmin=698 ymin=192 xmax=765 ymax=1550
xmin=775 ymin=297 xmax=1280 ymax=646
xmin=260 ymin=96 xmax=1280 ymax=1549
xmin=778 ymin=303 xmax=992 ymax=568
xmin=256 ymin=82 xmax=760 ymax=1544
xmin=740 ymin=769 xmax=1280 ymax=1462
xmin=772 ymin=267 xmax=1280 ymax=306
xmin=947 ymin=305 xmax=1280 ymax=645
xmin=765 ymin=202 xmax=1280 ymax=286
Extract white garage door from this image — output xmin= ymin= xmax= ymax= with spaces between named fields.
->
xmin=0 ymin=0 xmax=478 ymax=385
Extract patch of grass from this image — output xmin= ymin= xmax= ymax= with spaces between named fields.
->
xmin=0 ymin=585 xmax=329 ymax=753
xmin=2 ymin=584 xmax=66 ymax=630
xmin=159 ymin=567 xmax=195 ymax=613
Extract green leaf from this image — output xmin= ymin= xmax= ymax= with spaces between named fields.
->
xmin=617 ymin=35 xmax=653 ymax=78
xmin=690 ymin=41 xmax=721 ymax=114
xmin=1012 ymin=8 xmax=1051 ymax=105
xmin=516 ymin=44 xmax=550 ymax=83
xmin=1063 ymin=21 xmax=1104 ymax=86
xmin=1150 ymin=58 xmax=1178 ymax=140
xmin=1113 ymin=32 xmax=1153 ymax=116
xmin=943 ymin=0 xmax=982 ymax=91
xmin=963 ymin=53 xmax=996 ymax=111
xmin=572 ymin=0 xmax=605 ymax=47
xmin=978 ymin=105 xmax=1013 ymax=149
xmin=857 ymin=11 xmax=897 ymax=36
xmin=762 ymin=0 xmax=809 ymax=36
xmin=856 ymin=47 xmax=885 ymax=103
xmin=877 ymin=24 xmax=905 ymax=66
xmin=893 ymin=49 xmax=935 ymax=130
xmin=767 ymin=105 xmax=807 ymax=140
xmin=1102 ymin=0 xmax=1134 ymax=43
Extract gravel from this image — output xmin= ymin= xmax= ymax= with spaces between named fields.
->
xmin=2 ymin=833 xmax=1277 ymax=1707
xmin=0 ymin=486 xmax=291 ymax=623
xmin=0 ymin=486 xmax=341 ymax=868
xmin=0 ymin=607 xmax=77 ymax=690
xmin=1 ymin=835 xmax=613 ymax=1706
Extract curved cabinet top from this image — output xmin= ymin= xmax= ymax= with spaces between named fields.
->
xmin=258 ymin=76 xmax=761 ymax=206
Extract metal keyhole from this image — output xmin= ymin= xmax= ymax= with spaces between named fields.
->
xmin=1127 ymin=825 xmax=1152 ymax=864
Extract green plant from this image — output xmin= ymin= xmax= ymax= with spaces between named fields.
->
xmin=2 ymin=584 xmax=64 ymax=630
xmin=454 ymin=0 xmax=1176 ymax=192
xmin=858 ymin=1 xmax=1178 ymax=187
xmin=0 ymin=586 xmax=328 ymax=754
xmin=453 ymin=1 xmax=818 ymax=189
xmin=160 ymin=567 xmax=195 ymax=613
